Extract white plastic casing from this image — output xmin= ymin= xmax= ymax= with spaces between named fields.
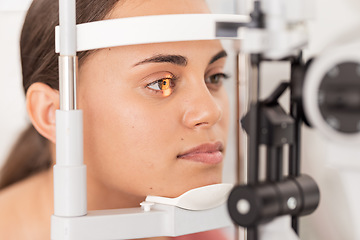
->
xmin=51 ymin=183 xmax=234 ymax=240
xmin=55 ymin=14 xmax=249 ymax=52
xmin=261 ymin=0 xmax=314 ymax=23
xmin=146 ymin=183 xmax=233 ymax=211
xmin=241 ymin=0 xmax=312 ymax=59
xmin=51 ymin=203 xmax=232 ymax=240
xmin=54 ymin=110 xmax=87 ymax=217
xmin=59 ymin=0 xmax=76 ymax=55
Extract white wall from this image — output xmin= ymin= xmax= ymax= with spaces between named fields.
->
xmin=0 ymin=0 xmax=31 ymax=11
xmin=0 ymin=0 xmax=32 ymax=169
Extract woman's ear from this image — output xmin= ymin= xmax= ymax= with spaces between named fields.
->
xmin=26 ymin=82 xmax=59 ymax=144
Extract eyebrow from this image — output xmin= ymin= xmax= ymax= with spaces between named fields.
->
xmin=134 ymin=54 xmax=188 ymax=67
xmin=133 ymin=50 xmax=228 ymax=67
xmin=209 ymin=50 xmax=228 ymax=64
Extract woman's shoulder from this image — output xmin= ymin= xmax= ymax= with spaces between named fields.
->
xmin=0 ymin=170 xmax=50 ymax=207
xmin=0 ymin=184 xmax=23 ymax=238
xmin=0 ymin=170 xmax=53 ymax=239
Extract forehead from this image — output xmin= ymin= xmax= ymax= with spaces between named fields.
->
xmin=97 ymin=40 xmax=224 ymax=68
xmin=106 ymin=0 xmax=210 ymax=19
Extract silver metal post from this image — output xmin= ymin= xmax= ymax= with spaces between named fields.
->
xmin=59 ymin=55 xmax=78 ymax=111
xmin=236 ymin=51 xmax=251 ymax=240
xmin=53 ymin=0 xmax=87 ymax=219
xmin=234 ymin=1 xmax=255 ymax=239
xmin=237 ymin=52 xmax=250 ymax=185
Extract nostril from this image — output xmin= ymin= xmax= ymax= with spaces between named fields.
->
xmin=195 ymin=122 xmax=209 ymax=127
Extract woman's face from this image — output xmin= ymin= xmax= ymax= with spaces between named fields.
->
xmin=78 ymin=0 xmax=230 ymax=202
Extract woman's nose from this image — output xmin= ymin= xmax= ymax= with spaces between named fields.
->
xmin=181 ymin=83 xmax=223 ymax=129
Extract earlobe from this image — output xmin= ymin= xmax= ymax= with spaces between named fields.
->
xmin=26 ymin=82 xmax=59 ymax=144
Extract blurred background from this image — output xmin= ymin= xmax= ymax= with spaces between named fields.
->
xmin=1 ymin=0 xmax=360 ymax=239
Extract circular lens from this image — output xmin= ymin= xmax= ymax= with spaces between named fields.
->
xmin=318 ymin=62 xmax=360 ymax=134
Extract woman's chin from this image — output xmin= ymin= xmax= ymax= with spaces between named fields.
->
xmin=160 ymin=180 xmax=223 ymax=199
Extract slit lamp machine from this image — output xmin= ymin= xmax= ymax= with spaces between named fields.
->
xmin=52 ymin=0 xmax=360 ymax=239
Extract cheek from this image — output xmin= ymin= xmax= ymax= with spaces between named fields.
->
xmin=79 ymin=81 xmax=181 ymax=193
xmin=82 ymin=89 xmax=157 ymax=162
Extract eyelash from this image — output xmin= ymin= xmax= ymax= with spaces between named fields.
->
xmin=146 ymin=72 xmax=230 ymax=96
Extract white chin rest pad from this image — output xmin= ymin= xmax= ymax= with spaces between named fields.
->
xmin=145 ymin=183 xmax=234 ymax=211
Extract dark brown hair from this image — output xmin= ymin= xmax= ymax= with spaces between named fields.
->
xmin=0 ymin=0 xmax=119 ymax=190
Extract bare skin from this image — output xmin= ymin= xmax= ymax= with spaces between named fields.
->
xmin=0 ymin=170 xmax=53 ymax=239
xmin=0 ymin=0 xmax=230 ymax=239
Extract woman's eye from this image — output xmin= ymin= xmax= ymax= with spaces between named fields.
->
xmin=146 ymin=77 xmax=176 ymax=97
xmin=205 ymin=73 xmax=230 ymax=88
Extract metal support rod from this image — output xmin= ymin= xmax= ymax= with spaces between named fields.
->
xmin=58 ymin=0 xmax=77 ymax=111
xmin=248 ymin=55 xmax=261 ymax=185
xmin=246 ymin=55 xmax=261 ymax=240
xmin=289 ymin=55 xmax=304 ymax=233
xmin=236 ymin=53 xmax=242 ymax=186
xmin=289 ymin=53 xmax=303 ymax=178
xmin=247 ymin=229 xmax=258 ymax=240
xmin=245 ymin=2 xmax=263 ymax=239
xmin=289 ymin=102 xmax=302 ymax=233
xmin=266 ymin=146 xmax=283 ymax=182
xmin=53 ymin=0 xmax=87 ymax=219
xmin=237 ymin=52 xmax=250 ymax=185
xmin=246 ymin=99 xmax=259 ymax=185
xmin=289 ymin=102 xmax=301 ymax=178
xmin=237 ymin=50 xmax=251 ymax=240
xmin=235 ymin=50 xmax=242 ymax=240
xmin=59 ymin=56 xmax=78 ymax=111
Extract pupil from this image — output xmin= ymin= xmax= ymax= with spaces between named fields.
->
xmin=159 ymin=79 xmax=170 ymax=90
xmin=212 ymin=76 xmax=218 ymax=83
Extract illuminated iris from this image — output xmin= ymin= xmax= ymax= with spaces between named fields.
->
xmin=159 ymin=78 xmax=171 ymax=90
xmin=159 ymin=78 xmax=172 ymax=97
xmin=147 ymin=76 xmax=175 ymax=97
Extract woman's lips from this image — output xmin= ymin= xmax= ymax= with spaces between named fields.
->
xmin=177 ymin=142 xmax=224 ymax=164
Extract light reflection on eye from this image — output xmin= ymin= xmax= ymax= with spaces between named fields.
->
xmin=146 ymin=76 xmax=176 ymax=97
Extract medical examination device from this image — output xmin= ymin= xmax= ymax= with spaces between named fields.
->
xmin=52 ymin=0 xmax=360 ymax=239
